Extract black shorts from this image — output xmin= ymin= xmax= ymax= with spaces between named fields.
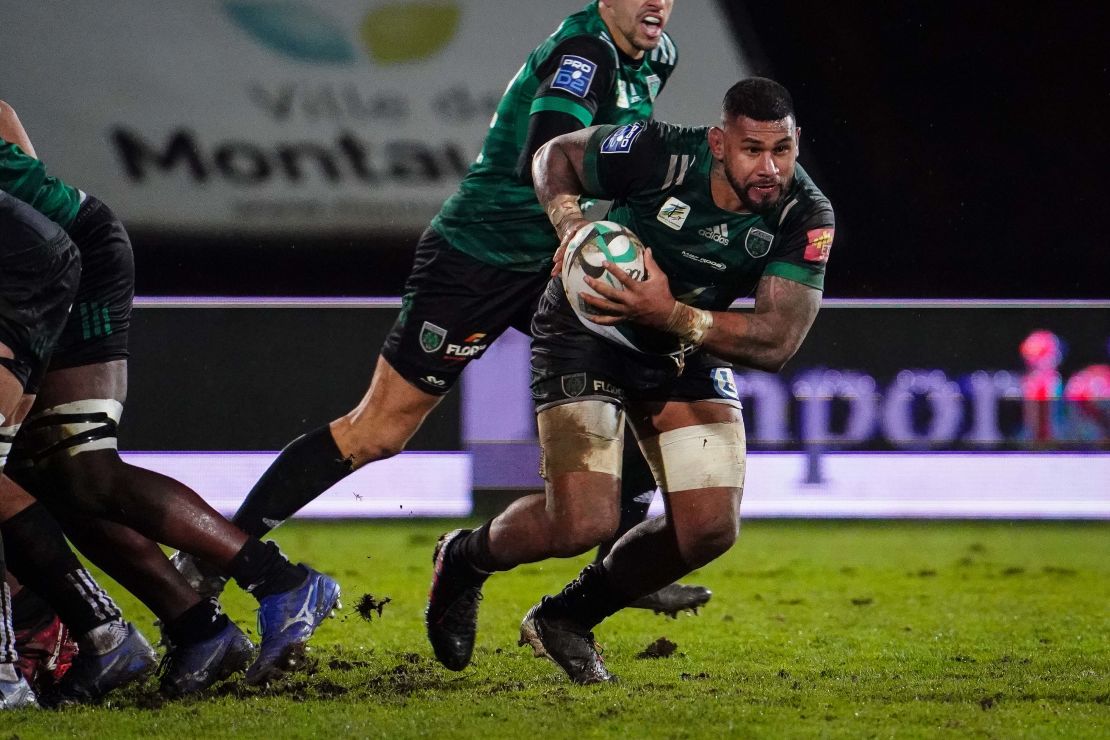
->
xmin=48 ymin=197 xmax=134 ymax=371
xmin=0 ymin=194 xmax=82 ymax=392
xmin=530 ymin=278 xmax=742 ymax=411
xmin=381 ymin=227 xmax=551 ymax=395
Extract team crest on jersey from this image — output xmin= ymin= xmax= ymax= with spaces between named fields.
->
xmin=551 ymin=55 xmax=597 ymax=98
xmin=712 ymin=368 xmax=740 ymax=401
xmin=419 ymin=321 xmax=447 ymax=353
xmin=561 ymin=373 xmax=587 ymax=397
xmin=656 ymin=197 xmax=691 ymax=230
xmin=804 ymin=228 xmax=834 ymax=263
xmin=601 ymin=122 xmax=644 ymax=154
xmin=744 ymin=227 xmax=774 ymax=258
xmin=646 ymin=74 xmax=661 ymax=101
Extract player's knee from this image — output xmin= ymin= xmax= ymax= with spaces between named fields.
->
xmin=547 ymin=516 xmax=618 ymax=558
xmin=681 ymin=516 xmax=740 ymax=569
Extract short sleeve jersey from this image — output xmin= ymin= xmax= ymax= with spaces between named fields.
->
xmin=0 ymin=139 xmax=81 ymax=230
xmin=431 ymin=2 xmax=678 ymax=272
xmin=581 ymin=120 xmax=835 ymax=310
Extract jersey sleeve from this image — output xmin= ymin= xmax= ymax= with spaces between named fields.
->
xmin=580 ymin=119 xmax=676 ymax=199
xmin=529 ymin=35 xmax=617 ymax=128
xmin=0 ymin=139 xmax=81 ymax=227
xmin=514 ymin=35 xmax=619 ymax=183
xmin=762 ymin=192 xmax=836 ymax=291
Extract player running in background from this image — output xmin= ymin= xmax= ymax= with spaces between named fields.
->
xmin=433 ymin=77 xmax=835 ymax=683
xmin=173 ymin=0 xmax=709 ymax=670
xmin=0 ymin=101 xmax=339 ymax=695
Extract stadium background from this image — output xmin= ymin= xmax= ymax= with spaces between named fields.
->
xmin=0 ymin=1 xmax=1106 ymax=521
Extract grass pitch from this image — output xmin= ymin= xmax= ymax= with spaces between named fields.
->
xmin=6 ymin=519 xmax=1108 ymax=738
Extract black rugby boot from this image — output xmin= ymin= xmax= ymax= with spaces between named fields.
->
xmin=629 ymin=582 xmax=712 ymax=618
xmin=426 ymin=530 xmax=488 ymax=671
xmin=518 ymin=600 xmax=616 ymax=685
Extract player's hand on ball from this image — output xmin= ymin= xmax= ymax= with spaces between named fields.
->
xmin=581 ymin=248 xmax=675 ymax=329
xmin=551 ymin=216 xmax=591 ymax=277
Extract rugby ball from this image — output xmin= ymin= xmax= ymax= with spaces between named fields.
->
xmin=561 ymin=220 xmax=650 ymax=352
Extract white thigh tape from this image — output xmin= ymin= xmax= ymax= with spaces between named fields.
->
xmin=0 ymin=422 xmax=18 ymax=472
xmin=639 ymin=421 xmax=747 ymax=493
xmin=21 ymin=399 xmax=124 ymax=461
xmin=537 ymin=399 xmax=625 ymax=478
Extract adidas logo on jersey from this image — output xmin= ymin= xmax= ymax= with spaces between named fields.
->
xmin=698 ymin=224 xmax=730 ymax=245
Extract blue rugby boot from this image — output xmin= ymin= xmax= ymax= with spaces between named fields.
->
xmin=43 ymin=622 xmax=157 ymax=706
xmin=159 ymin=619 xmax=255 ymax=697
xmin=245 ymin=567 xmax=340 ymax=684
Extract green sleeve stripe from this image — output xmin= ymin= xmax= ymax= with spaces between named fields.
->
xmin=764 ymin=262 xmax=825 ymax=291
xmin=581 ymin=126 xmax=616 ymax=195
xmin=529 ymin=97 xmax=593 ymax=127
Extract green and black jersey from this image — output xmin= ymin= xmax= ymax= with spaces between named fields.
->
xmin=582 ymin=120 xmax=835 ymax=310
xmin=0 ymin=139 xmax=82 ymax=230
xmin=432 ymin=2 xmax=677 ymax=272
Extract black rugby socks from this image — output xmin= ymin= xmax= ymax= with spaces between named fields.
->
xmin=228 ymin=538 xmax=307 ymax=599
xmin=232 ymin=425 xmax=354 ymax=538
xmin=540 ymin=563 xmax=634 ymax=630
xmin=0 ymin=503 xmax=123 ymax=637
xmin=163 ymin=598 xmax=228 ymax=647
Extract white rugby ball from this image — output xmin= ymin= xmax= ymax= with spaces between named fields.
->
xmin=561 ymin=220 xmax=648 ymax=352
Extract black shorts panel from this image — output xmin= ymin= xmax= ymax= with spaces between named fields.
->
xmin=381 ymin=227 xmax=551 ymax=395
xmin=0 ymin=195 xmax=82 ymax=392
xmin=530 ymin=279 xmax=741 ymax=410
xmin=48 ymin=197 xmax=134 ymax=370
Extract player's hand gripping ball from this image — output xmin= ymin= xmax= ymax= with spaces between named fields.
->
xmin=562 ymin=220 xmax=669 ymax=353
xmin=561 ymin=220 xmax=646 ymax=317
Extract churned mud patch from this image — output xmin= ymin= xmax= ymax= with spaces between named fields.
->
xmin=637 ymin=637 xmax=678 ymax=659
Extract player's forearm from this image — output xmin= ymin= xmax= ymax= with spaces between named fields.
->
xmin=0 ymin=101 xmax=37 ymax=159
xmin=699 ymin=311 xmax=810 ymax=373
xmin=681 ymin=277 xmax=821 ymax=373
xmin=533 ymin=138 xmax=589 ymax=241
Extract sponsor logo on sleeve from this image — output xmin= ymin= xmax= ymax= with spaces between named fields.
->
xmin=803 ymin=227 xmax=835 ymax=263
xmin=744 ymin=227 xmax=774 ymax=258
xmin=551 ymin=55 xmax=597 ymax=98
xmin=600 ymin=122 xmax=644 ymax=154
xmin=656 ymin=196 xmax=691 ymax=230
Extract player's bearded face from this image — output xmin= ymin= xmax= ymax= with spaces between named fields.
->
xmin=721 ymin=116 xmax=799 ymax=215
xmin=600 ymin=0 xmax=673 ymax=54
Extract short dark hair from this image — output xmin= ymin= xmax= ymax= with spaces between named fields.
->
xmin=722 ymin=77 xmax=795 ymax=123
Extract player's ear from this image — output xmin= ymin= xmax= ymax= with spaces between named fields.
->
xmin=707 ymin=126 xmax=725 ymax=160
xmin=794 ymin=127 xmax=802 ymax=155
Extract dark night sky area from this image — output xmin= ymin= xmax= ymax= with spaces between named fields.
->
xmin=735 ymin=2 xmax=1109 ymax=298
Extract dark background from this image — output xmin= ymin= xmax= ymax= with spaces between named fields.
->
xmin=130 ymin=2 xmax=1110 ymax=299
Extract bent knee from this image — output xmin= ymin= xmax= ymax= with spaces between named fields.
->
xmin=680 ymin=519 xmax=739 ymax=568
xmin=546 ymin=517 xmax=618 ymax=559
